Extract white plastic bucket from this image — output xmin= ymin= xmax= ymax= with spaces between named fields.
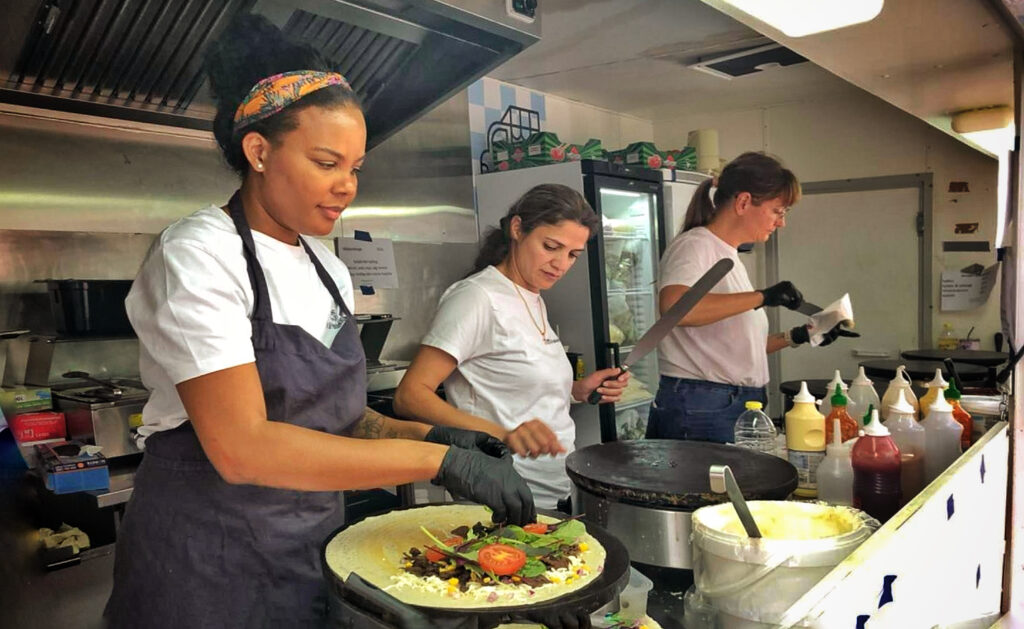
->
xmin=691 ymin=501 xmax=878 ymax=628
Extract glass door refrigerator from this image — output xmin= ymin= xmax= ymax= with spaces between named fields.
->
xmin=475 ymin=160 xmax=666 ymax=445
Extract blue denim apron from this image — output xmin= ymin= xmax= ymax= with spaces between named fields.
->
xmin=104 ymin=191 xmax=366 ymax=628
xmin=645 ymin=376 xmax=767 ymax=444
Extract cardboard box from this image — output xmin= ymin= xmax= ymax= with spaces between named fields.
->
xmin=663 ymin=146 xmax=698 ymax=171
xmin=36 ymin=441 xmax=109 ymax=494
xmin=0 ymin=387 xmax=52 ymax=418
xmin=10 ymin=411 xmax=65 ymax=442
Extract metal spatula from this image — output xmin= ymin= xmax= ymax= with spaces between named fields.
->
xmin=709 ymin=464 xmax=762 ymax=538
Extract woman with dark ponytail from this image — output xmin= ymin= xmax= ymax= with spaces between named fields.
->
xmin=647 ymin=152 xmax=857 ymax=443
xmin=395 ymin=184 xmax=630 ymax=509
xmin=104 ymin=15 xmax=535 ymax=628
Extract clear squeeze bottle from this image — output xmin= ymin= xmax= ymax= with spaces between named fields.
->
xmin=824 ymin=384 xmax=858 ymax=444
xmin=786 ymin=381 xmax=826 ymax=498
xmin=886 ymin=389 xmax=926 ymax=503
xmin=847 ymin=366 xmax=881 ymax=425
xmin=944 ymin=380 xmax=973 ymax=451
xmin=734 ymin=401 xmax=777 ymax=455
xmin=921 ymin=392 xmax=963 ymax=484
xmin=817 ymin=417 xmax=854 ymax=506
xmin=917 ymin=368 xmax=948 ymax=422
xmin=880 ymin=365 xmax=919 ymax=421
xmin=819 ymin=370 xmax=848 ymax=418
xmin=852 ymin=409 xmax=902 ymax=522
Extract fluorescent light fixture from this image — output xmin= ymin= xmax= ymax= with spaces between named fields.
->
xmin=602 ymin=189 xmax=644 ymax=198
xmin=718 ymin=0 xmax=884 ymax=37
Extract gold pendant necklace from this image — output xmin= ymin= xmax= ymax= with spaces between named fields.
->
xmin=512 ymin=282 xmax=547 ymax=337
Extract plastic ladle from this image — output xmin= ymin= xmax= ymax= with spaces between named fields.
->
xmin=709 ymin=464 xmax=762 ymax=538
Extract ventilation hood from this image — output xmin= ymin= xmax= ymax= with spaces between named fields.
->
xmin=1 ymin=0 xmax=539 ymax=147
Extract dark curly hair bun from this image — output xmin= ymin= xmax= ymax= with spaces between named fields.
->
xmin=204 ymin=13 xmax=361 ymax=175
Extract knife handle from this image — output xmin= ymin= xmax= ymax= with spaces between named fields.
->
xmin=587 ymin=343 xmax=621 ymax=405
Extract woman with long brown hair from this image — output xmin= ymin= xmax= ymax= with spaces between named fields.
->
xmin=396 ymin=184 xmax=630 ymax=510
xmin=646 ymin=152 xmax=856 ymax=443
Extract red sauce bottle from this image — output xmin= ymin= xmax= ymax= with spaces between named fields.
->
xmin=944 ymin=381 xmax=973 ymax=451
xmin=852 ymin=409 xmax=902 ymax=522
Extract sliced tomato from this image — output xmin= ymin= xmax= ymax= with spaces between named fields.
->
xmin=478 ymin=543 xmax=527 ymax=576
xmin=523 ymin=523 xmax=549 ymax=535
xmin=424 ymin=536 xmax=463 ymax=563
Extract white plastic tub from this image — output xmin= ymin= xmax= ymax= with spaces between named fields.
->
xmin=691 ymin=501 xmax=878 ymax=628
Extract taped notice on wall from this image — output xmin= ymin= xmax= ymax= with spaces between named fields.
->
xmin=940 ymin=263 xmax=999 ymax=311
xmin=334 ymin=236 xmax=399 ymax=289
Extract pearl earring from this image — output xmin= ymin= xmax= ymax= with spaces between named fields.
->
xmin=256 ymin=161 xmax=263 ymax=171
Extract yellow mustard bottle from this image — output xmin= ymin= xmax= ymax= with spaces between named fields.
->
xmin=917 ymin=368 xmax=948 ymax=422
xmin=786 ymin=381 xmax=826 ymax=498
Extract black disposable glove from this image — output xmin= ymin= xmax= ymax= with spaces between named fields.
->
xmin=433 ymin=446 xmax=536 ymax=526
xmin=424 ymin=425 xmax=509 ymax=459
xmin=759 ymin=281 xmax=804 ymax=310
xmin=515 ymin=608 xmax=593 ymax=629
xmin=790 ymin=323 xmax=860 ymax=347
xmin=818 ymin=323 xmax=860 ymax=347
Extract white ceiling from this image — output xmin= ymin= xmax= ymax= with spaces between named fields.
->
xmin=491 ymin=0 xmax=1015 ymax=148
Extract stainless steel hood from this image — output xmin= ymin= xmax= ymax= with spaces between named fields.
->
xmin=1 ymin=0 xmax=539 ymax=147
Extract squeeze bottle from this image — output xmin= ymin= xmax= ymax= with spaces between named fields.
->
xmin=817 ymin=417 xmax=854 ymax=506
xmin=880 ymin=365 xmax=919 ymax=421
xmin=819 ymin=370 xmax=848 ymax=418
xmin=917 ymin=368 xmax=948 ymax=422
xmin=943 ymin=380 xmax=973 ymax=451
xmin=824 ymin=384 xmax=858 ymax=444
xmin=886 ymin=389 xmax=926 ymax=503
xmin=852 ymin=409 xmax=902 ymax=522
xmin=786 ymin=381 xmax=826 ymax=498
xmin=847 ymin=366 xmax=880 ymax=425
xmin=921 ymin=392 xmax=963 ymax=484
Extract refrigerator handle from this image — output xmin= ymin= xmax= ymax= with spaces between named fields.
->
xmin=587 ymin=342 xmax=621 ymax=405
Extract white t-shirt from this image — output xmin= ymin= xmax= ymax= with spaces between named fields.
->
xmin=127 ymin=205 xmax=355 ymax=440
xmin=657 ymin=227 xmax=769 ymax=387
xmin=421 ymin=266 xmax=575 ymax=509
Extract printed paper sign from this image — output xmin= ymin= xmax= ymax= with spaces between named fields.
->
xmin=334 ymin=237 xmax=398 ymax=289
xmin=940 ymin=263 xmax=999 ymax=311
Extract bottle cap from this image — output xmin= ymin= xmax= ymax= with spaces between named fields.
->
xmin=889 ymin=365 xmax=912 ymax=386
xmin=887 ymin=389 xmax=915 ymax=416
xmin=862 ymin=409 xmax=890 ymax=436
xmin=926 ymin=368 xmax=948 ymax=389
xmin=830 ymin=383 xmax=848 ymax=407
xmin=745 ymin=400 xmax=763 ymax=411
xmin=861 ymin=403 xmax=874 ymax=426
xmin=852 ymin=366 xmax=872 ymax=386
xmin=929 ymin=390 xmax=954 ymax=413
xmin=826 ymin=417 xmax=849 ymax=457
xmin=944 ymin=379 xmax=962 ymax=401
xmin=794 ymin=381 xmax=815 ymax=403
xmin=827 ymin=369 xmax=849 ymax=392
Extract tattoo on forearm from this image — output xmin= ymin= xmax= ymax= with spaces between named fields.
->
xmin=351 ymin=407 xmax=400 ymax=439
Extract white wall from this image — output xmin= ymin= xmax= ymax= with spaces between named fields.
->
xmin=653 ymin=89 xmax=1002 ymax=350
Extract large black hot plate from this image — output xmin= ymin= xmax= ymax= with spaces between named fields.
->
xmin=321 ymin=504 xmax=630 ymax=629
xmin=566 ymin=439 xmax=798 ymax=510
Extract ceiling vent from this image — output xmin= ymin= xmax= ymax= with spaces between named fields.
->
xmin=689 ymin=43 xmax=806 ymax=80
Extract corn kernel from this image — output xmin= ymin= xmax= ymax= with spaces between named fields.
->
xmin=447 ymin=585 xmax=457 ymax=594
xmin=511 ymin=576 xmax=521 ymax=582
xmin=578 ymin=543 xmax=589 ymax=551
xmin=448 ymin=577 xmax=459 ymax=585
xmin=550 ymin=576 xmax=562 ymax=584
xmin=483 ymin=577 xmax=491 ymax=583
xmin=640 ymin=625 xmax=649 ymax=629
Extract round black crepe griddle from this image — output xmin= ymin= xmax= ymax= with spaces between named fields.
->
xmin=566 ymin=439 xmax=798 ymax=511
xmin=859 ymin=359 xmax=987 ymax=382
xmin=900 ymin=348 xmax=1007 ymax=368
xmin=321 ymin=505 xmax=630 ymax=629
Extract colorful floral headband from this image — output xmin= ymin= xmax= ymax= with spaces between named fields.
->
xmin=233 ymin=70 xmax=351 ymax=133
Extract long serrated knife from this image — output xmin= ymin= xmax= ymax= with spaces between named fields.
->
xmin=588 ymin=257 xmax=734 ymax=404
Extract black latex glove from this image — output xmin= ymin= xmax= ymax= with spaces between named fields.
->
xmin=790 ymin=325 xmax=811 ymax=345
xmin=515 ymin=609 xmax=593 ymax=629
xmin=759 ymin=281 xmax=804 ymax=310
xmin=818 ymin=323 xmax=861 ymax=347
xmin=424 ymin=425 xmax=509 ymax=459
xmin=433 ymin=446 xmax=536 ymax=525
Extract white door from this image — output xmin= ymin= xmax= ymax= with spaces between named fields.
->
xmin=774 ymin=187 xmax=921 ymax=394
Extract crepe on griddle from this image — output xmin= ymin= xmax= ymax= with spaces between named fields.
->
xmin=324 ymin=504 xmax=607 ymax=609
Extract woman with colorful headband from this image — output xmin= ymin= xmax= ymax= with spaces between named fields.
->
xmin=103 ymin=15 xmax=534 ymax=628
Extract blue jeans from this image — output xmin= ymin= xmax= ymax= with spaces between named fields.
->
xmin=645 ymin=376 xmax=768 ymax=444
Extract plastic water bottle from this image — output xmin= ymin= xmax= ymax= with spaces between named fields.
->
xmin=734 ymin=401 xmax=777 ymax=455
